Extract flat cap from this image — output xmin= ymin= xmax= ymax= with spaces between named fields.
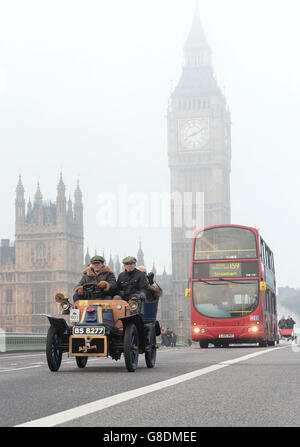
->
xmin=90 ymin=255 xmax=105 ymax=264
xmin=122 ymin=256 xmax=137 ymax=265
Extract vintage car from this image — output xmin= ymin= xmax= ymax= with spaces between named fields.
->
xmin=279 ymin=328 xmax=297 ymax=343
xmin=45 ymin=284 xmax=160 ymax=372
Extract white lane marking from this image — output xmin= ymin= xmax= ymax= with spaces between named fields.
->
xmin=0 ymin=365 xmax=41 ymax=373
xmin=16 ymin=347 xmax=282 ymax=427
xmin=219 ymin=345 xmax=288 ymax=365
xmin=0 ymin=353 xmax=45 ymax=360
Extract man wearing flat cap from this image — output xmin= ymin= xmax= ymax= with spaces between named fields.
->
xmin=73 ymin=255 xmax=117 ymax=302
xmin=116 ymin=256 xmax=147 ymax=302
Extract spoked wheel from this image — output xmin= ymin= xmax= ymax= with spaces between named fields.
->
xmin=76 ymin=356 xmax=88 ymax=368
xmin=46 ymin=326 xmax=63 ymax=371
xmin=145 ymin=327 xmax=157 ymax=369
xmin=124 ymin=323 xmax=139 ymax=372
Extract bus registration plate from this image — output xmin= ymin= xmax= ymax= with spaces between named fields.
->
xmin=218 ymin=334 xmax=234 ymax=338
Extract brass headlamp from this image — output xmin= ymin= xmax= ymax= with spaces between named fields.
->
xmin=128 ymin=297 xmax=141 ymax=314
xmin=55 ymin=292 xmax=71 ymax=313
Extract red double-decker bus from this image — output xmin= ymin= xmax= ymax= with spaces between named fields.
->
xmin=190 ymin=224 xmax=278 ymax=348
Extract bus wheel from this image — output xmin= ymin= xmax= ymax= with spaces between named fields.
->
xmin=199 ymin=341 xmax=208 ymax=349
xmin=259 ymin=339 xmax=267 ymax=347
xmin=267 ymin=340 xmax=275 ymax=346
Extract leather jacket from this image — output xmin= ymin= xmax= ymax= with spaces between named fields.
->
xmin=117 ymin=268 xmax=147 ymax=300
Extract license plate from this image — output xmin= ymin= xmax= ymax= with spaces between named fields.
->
xmin=218 ymin=334 xmax=234 ymax=338
xmin=72 ymin=326 xmax=105 ymax=335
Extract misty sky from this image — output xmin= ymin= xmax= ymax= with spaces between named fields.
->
xmin=0 ymin=0 xmax=299 ymax=287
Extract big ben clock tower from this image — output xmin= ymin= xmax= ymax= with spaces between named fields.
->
xmin=168 ymin=3 xmax=231 ymax=336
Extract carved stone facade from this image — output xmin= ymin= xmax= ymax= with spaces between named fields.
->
xmin=168 ymin=6 xmax=232 ymax=338
xmin=0 ymin=175 xmax=84 ymax=333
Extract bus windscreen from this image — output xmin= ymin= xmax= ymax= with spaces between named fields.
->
xmin=192 ymin=280 xmax=259 ymax=319
xmin=194 ymin=227 xmax=257 ymax=260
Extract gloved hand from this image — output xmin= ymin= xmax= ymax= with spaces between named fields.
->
xmin=147 ymin=272 xmax=154 ymax=285
xmin=97 ymin=281 xmax=109 ymax=290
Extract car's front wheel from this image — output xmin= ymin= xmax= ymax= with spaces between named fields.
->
xmin=46 ymin=326 xmax=63 ymax=372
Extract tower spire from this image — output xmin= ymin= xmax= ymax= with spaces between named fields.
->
xmin=27 ymin=197 xmax=32 ymax=215
xmin=85 ymin=247 xmax=90 ymax=266
xmin=183 ymin=2 xmax=211 ymax=68
xmin=16 ymin=175 xmax=24 ymax=195
xmin=185 ymin=1 xmax=207 ymax=48
xmin=56 ymin=173 xmax=66 ymax=225
xmin=33 ymin=181 xmax=43 ymax=225
xmin=67 ymin=195 xmax=73 ymax=223
xmin=34 ymin=182 xmax=42 ymax=204
xmin=15 ymin=175 xmax=25 ymax=230
xmin=151 ymin=259 xmax=157 ymax=276
xmin=108 ymin=252 xmax=114 ymax=270
xmin=74 ymin=179 xmax=82 ymax=204
xmin=137 ymin=239 xmax=145 ymax=267
xmin=115 ymin=255 xmax=121 ymax=276
xmin=57 ymin=172 xmax=66 ymax=198
xmin=73 ymin=180 xmax=83 ymax=234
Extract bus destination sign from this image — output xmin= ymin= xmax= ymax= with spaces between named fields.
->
xmin=193 ymin=261 xmax=258 ymax=279
xmin=209 ymin=263 xmax=242 ymax=278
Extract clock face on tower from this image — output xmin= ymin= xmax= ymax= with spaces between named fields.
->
xmin=179 ymin=119 xmax=209 ymax=150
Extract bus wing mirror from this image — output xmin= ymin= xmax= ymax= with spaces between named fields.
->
xmin=185 ymin=288 xmax=191 ymax=298
xmin=260 ymin=282 xmax=266 ymax=291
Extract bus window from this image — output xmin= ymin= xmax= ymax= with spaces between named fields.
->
xmin=260 ymin=239 xmax=263 ymax=262
xmin=194 ymin=227 xmax=257 ymax=260
xmin=260 ymin=239 xmax=266 ymax=264
xmin=266 ymin=247 xmax=272 ymax=270
xmin=270 ymin=252 xmax=274 ymax=271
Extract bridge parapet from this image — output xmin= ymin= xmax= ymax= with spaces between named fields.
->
xmin=0 ymin=330 xmax=46 ymax=352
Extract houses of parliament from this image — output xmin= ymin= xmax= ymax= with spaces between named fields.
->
xmin=0 ymin=5 xmax=231 ymax=336
xmin=0 ymin=175 xmax=84 ymax=332
xmin=0 ymin=175 xmax=173 ymax=333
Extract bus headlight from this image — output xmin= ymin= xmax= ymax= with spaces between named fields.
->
xmin=248 ymin=326 xmax=259 ymax=333
xmin=194 ymin=327 xmax=200 ymax=333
